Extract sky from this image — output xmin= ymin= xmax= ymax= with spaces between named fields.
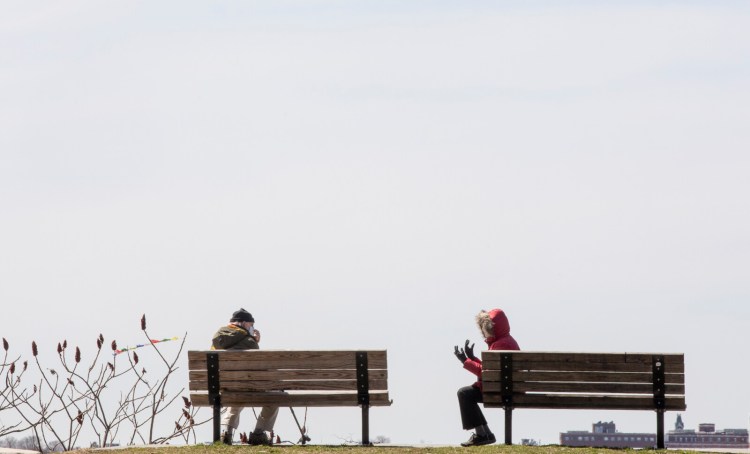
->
xmin=1 ymin=0 xmax=749 ymax=446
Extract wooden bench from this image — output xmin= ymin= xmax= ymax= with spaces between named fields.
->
xmin=481 ymin=351 xmax=686 ymax=449
xmin=188 ymin=350 xmax=392 ymax=445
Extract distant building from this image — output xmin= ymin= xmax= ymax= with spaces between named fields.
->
xmin=560 ymin=421 xmax=657 ymax=448
xmin=667 ymin=415 xmax=749 ymax=449
xmin=561 ymin=416 xmax=750 ymax=449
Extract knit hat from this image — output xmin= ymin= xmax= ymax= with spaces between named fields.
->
xmin=230 ymin=308 xmax=254 ymax=323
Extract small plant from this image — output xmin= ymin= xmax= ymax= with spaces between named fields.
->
xmin=1 ymin=315 xmax=209 ymax=451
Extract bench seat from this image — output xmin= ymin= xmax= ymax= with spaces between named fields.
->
xmin=188 ymin=349 xmax=391 ymax=444
xmin=482 ymin=351 xmax=686 ymax=448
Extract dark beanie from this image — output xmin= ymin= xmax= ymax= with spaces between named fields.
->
xmin=230 ymin=308 xmax=254 ymax=323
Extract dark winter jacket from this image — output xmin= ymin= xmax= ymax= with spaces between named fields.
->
xmin=211 ymin=324 xmax=259 ymax=350
xmin=463 ymin=308 xmax=520 ymax=388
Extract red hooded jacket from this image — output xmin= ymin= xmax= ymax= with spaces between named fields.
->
xmin=463 ymin=308 xmax=520 ymax=388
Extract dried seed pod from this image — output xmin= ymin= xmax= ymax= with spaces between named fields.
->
xmin=182 ymin=409 xmax=190 ymax=419
xmin=99 ymin=334 xmax=104 ymax=343
xmin=141 ymin=314 xmax=147 ymax=331
xmin=32 ymin=341 xmax=38 ymax=357
xmin=174 ymin=422 xmax=181 ymax=431
xmin=9 ymin=362 xmax=15 ymax=374
xmin=182 ymin=396 xmax=191 ymax=408
xmin=77 ymin=411 xmax=83 ymax=425
xmin=33 ymin=384 xmax=37 ymax=393
xmin=108 ymin=362 xmax=114 ymax=371
xmin=75 ymin=347 xmax=81 ymax=363
xmin=63 ymin=340 xmax=67 ymax=349
xmin=68 ymin=378 xmax=75 ymax=386
xmin=49 ymin=369 xmax=57 ymax=375
xmin=57 ymin=343 xmax=63 ymax=354
xmin=2 ymin=338 xmax=7 ymax=351
xmin=133 ymin=352 xmax=139 ymax=365
xmin=23 ymin=361 xmax=28 ymax=371
xmin=111 ymin=340 xmax=117 ymax=351
xmin=96 ymin=338 xmax=102 ymax=350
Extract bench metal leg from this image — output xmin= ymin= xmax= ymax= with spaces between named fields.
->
xmin=206 ymin=352 xmax=222 ymax=443
xmin=504 ymin=408 xmax=513 ymax=445
xmin=361 ymin=405 xmax=370 ymax=445
xmin=657 ymin=410 xmax=665 ymax=449
xmin=356 ymin=351 xmax=372 ymax=446
xmin=213 ymin=399 xmax=221 ymax=442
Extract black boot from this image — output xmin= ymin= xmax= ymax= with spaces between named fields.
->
xmin=461 ymin=432 xmax=496 ymax=447
xmin=248 ymin=431 xmax=271 ymax=446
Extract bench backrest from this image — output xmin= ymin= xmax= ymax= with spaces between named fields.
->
xmin=188 ymin=350 xmax=391 ymax=408
xmin=482 ymin=351 xmax=686 ymax=411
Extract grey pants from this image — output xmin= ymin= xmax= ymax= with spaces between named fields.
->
xmin=222 ymin=405 xmax=279 ymax=433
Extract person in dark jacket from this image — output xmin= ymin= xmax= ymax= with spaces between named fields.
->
xmin=454 ymin=308 xmax=520 ymax=446
xmin=213 ymin=308 xmax=278 ymax=445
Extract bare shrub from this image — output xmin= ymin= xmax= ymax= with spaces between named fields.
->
xmin=1 ymin=315 xmax=209 ymax=451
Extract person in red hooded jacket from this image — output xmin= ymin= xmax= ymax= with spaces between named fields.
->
xmin=454 ymin=308 xmax=520 ymax=446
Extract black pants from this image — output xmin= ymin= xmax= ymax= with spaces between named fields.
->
xmin=457 ymin=385 xmax=487 ymax=430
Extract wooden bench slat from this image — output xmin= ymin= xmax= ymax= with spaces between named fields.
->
xmin=482 ymin=370 xmax=684 ymax=384
xmin=190 ymin=369 xmax=387 ymax=382
xmin=483 ymin=351 xmax=683 ymax=363
xmin=188 ymin=350 xmax=387 ymax=368
xmin=483 ymin=381 xmax=685 ymax=395
xmin=482 ymin=359 xmax=684 ymax=374
xmin=483 ymin=393 xmax=686 ymax=410
xmin=190 ymin=391 xmax=392 ymax=407
xmin=481 ymin=352 xmax=684 ymax=374
xmin=189 ymin=378 xmax=388 ymax=392
xmin=188 ymin=359 xmax=387 ymax=371
xmin=188 ymin=350 xmax=388 ymax=361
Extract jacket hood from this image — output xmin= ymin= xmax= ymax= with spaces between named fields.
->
xmin=476 ymin=308 xmax=511 ymax=342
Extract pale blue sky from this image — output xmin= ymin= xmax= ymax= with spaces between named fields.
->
xmin=1 ymin=0 xmax=749 ymax=445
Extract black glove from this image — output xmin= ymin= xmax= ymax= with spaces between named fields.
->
xmin=464 ymin=339 xmax=477 ymax=361
xmin=454 ymin=345 xmax=468 ymax=364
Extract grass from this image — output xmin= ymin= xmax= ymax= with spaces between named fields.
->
xmin=69 ymin=444 xmax=706 ymax=454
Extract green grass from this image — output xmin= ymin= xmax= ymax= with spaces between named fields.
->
xmin=70 ymin=444 xmax=702 ymax=454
